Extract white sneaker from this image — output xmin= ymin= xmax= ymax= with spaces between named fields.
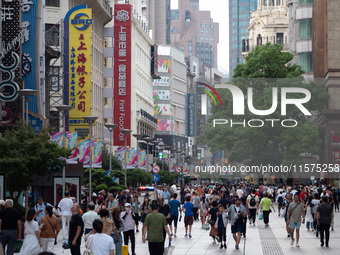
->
xmin=296 ymin=243 xmax=300 ymax=248
xmin=171 ymin=232 xmax=173 ymax=236
xmin=174 ymin=234 xmax=177 ymax=237
xmin=290 ymin=240 xmax=294 ymax=246
xmin=212 ymin=241 xmax=216 ymax=244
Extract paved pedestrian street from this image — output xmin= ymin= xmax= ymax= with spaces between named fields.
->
xmin=16 ymin=210 xmax=340 ymax=255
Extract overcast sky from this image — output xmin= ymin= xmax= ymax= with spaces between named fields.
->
xmin=171 ymin=0 xmax=229 ymax=74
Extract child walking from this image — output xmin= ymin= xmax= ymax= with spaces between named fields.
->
xmin=215 ymin=205 xmax=228 ymax=249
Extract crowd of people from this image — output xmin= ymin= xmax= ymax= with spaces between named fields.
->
xmin=0 ymin=182 xmax=338 ymax=254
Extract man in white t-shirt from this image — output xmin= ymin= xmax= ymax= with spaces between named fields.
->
xmin=236 ymin=187 xmax=244 ymax=198
xmin=86 ymin=219 xmax=115 ymax=255
xmin=58 ymin=191 xmax=74 ymax=239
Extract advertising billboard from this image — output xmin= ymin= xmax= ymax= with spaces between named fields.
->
xmin=114 ymin=4 xmax=132 ymax=146
xmin=64 ymin=5 xmax=92 ymax=140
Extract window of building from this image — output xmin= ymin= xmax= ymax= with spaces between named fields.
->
xmin=276 ymin=33 xmax=284 ymax=45
xmin=46 ymin=0 xmax=59 ymax=7
xmin=171 ymin=10 xmax=179 ymax=20
xmin=50 ymin=67 xmax=60 ymax=91
xmin=299 ymin=52 xmax=313 ymax=73
xmin=45 ymin=24 xmax=60 ymax=46
xmin=188 ymin=41 xmax=192 ymax=56
xmin=299 ymin=19 xmax=312 ymax=39
xmin=299 ymin=0 xmax=313 ymax=5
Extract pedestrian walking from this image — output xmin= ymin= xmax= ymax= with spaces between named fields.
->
xmin=305 ymin=196 xmax=314 ymax=231
xmin=208 ymin=200 xmax=219 ymax=244
xmin=19 ymin=209 xmax=41 ymax=255
xmin=246 ymin=189 xmax=259 ymax=226
xmin=0 ymin=199 xmax=22 ymax=255
xmin=142 ymin=200 xmax=172 ymax=255
xmin=85 ymin=219 xmax=115 ymax=255
xmin=69 ymin=203 xmax=84 ymax=255
xmin=132 ymin=192 xmax=140 ymax=232
xmin=182 ymin=196 xmax=194 ymax=238
xmin=287 ymin=193 xmax=305 ymax=248
xmin=140 ymin=196 xmax=151 ymax=226
xmin=199 ymin=196 xmax=209 ymax=226
xmin=317 ymin=196 xmax=333 ymax=247
xmin=260 ymin=193 xmax=275 ymax=227
xmin=58 ymin=191 xmax=73 ymax=239
xmin=34 ymin=197 xmax=52 ymax=224
xmin=214 ymin=205 xmax=228 ymax=249
xmin=168 ymin=193 xmax=181 ymax=237
xmin=82 ymin=203 xmax=100 ymax=235
xmin=112 ymin=207 xmax=124 ymax=255
xmin=281 ymin=193 xmax=293 ymax=237
xmin=228 ymin=198 xmax=247 ymax=249
xmin=121 ymin=203 xmax=136 ymax=255
xmin=40 ymin=206 xmax=60 ymax=253
xmin=192 ymin=192 xmax=200 ymax=221
xmin=276 ymin=191 xmax=285 ymax=216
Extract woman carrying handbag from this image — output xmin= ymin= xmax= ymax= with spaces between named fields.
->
xmin=40 ymin=206 xmax=60 ymax=253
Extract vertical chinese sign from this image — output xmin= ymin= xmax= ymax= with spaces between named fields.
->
xmin=187 ymin=94 xmax=196 ymax=137
xmin=21 ymin=0 xmax=45 ymax=132
xmin=0 ymin=0 xmax=21 ymax=133
xmin=64 ymin=5 xmax=92 ymax=140
xmin=114 ymin=4 xmax=132 ymax=147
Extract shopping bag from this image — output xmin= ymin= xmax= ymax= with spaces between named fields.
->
xmin=164 ymin=240 xmax=175 ymax=255
xmin=122 ymin=245 xmax=129 ymax=255
xmin=202 ymin=223 xmax=210 ymax=231
xmin=14 ymin=240 xmax=23 ymax=253
xmin=280 ymin=208 xmax=286 ymax=217
xmin=259 ymin=213 xmax=263 ymax=220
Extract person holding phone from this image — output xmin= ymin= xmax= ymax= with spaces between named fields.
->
xmin=121 ymin=203 xmax=136 ymax=255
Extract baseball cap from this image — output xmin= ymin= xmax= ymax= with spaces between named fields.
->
xmin=124 ymin=203 xmax=131 ymax=207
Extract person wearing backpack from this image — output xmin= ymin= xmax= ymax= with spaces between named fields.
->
xmin=276 ymin=191 xmax=285 ymax=216
xmin=34 ymin=197 xmax=52 ymax=224
xmin=246 ymin=190 xmax=259 ymax=226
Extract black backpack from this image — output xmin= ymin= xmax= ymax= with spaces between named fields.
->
xmin=278 ymin=196 xmax=284 ymax=205
xmin=249 ymin=195 xmax=256 ymax=206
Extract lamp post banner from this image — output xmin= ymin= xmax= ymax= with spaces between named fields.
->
xmin=113 ymin=4 xmax=132 ymax=146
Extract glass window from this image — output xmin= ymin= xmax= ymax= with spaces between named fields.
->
xmin=171 ymin=10 xmax=179 ymax=20
xmin=299 ymin=0 xmax=313 ymax=5
xmin=188 ymin=41 xmax=192 ymax=56
xmin=50 ymin=67 xmax=60 ymax=91
xmin=276 ymin=33 xmax=284 ymax=45
xmin=46 ymin=0 xmax=59 ymax=7
xmin=45 ymin=24 xmax=60 ymax=46
xmin=299 ymin=19 xmax=312 ymax=39
xmin=299 ymin=52 xmax=313 ymax=73
xmin=171 ymin=27 xmax=179 ymax=33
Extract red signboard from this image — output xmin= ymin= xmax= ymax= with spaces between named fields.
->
xmin=114 ymin=4 xmax=132 ymax=146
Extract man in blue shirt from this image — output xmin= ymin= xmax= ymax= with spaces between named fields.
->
xmin=168 ymin=194 xmax=181 ymax=237
xmin=181 ymin=196 xmax=193 ymax=238
xmin=162 ymin=187 xmax=170 ymax=204
xmin=34 ymin=196 xmax=52 ymax=224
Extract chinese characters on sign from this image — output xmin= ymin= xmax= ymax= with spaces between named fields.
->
xmin=114 ymin=4 xmax=132 ymax=146
xmin=187 ymin=94 xmax=196 ymax=137
xmin=64 ymin=5 xmax=92 ymax=140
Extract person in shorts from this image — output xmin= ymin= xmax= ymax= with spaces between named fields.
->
xmin=168 ymin=194 xmax=181 ymax=237
xmin=181 ymin=196 xmax=194 ymax=238
xmin=287 ymin=193 xmax=305 ymax=248
xmin=228 ymin=198 xmax=246 ymax=249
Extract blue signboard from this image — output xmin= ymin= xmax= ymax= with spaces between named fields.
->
xmin=153 ymin=174 xmax=160 ymax=183
xmin=187 ymin=94 xmax=196 ymax=137
xmin=21 ymin=0 xmax=45 ymax=131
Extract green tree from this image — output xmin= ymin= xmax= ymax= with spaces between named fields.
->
xmin=155 ymin=159 xmax=169 ymax=171
xmin=126 ymin=168 xmax=153 ymax=186
xmin=0 ymin=125 xmax=69 ymax=202
xmin=83 ymin=168 xmax=125 ymax=194
xmin=200 ymin=43 xmax=328 ymax=170
xmin=158 ymin=170 xmax=178 ymax=185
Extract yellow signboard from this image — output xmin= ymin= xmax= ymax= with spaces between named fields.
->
xmin=64 ymin=6 xmax=92 ymax=140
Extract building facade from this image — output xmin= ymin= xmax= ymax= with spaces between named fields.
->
xmin=170 ymin=0 xmax=219 ymax=68
xmin=243 ymin=0 xmax=289 ymax=57
xmin=313 ymin=0 xmax=340 ymax=176
xmin=229 ymin=0 xmax=257 ymax=76
xmin=287 ymin=0 xmax=314 ymax=80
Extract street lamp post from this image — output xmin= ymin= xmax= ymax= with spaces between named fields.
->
xmin=104 ymin=124 xmax=118 ymax=171
xmin=83 ymin=116 xmax=98 ymax=203
xmin=17 ymin=89 xmax=38 ymax=211
xmin=142 ymin=137 xmax=154 ymax=172
xmin=133 ymin=134 xmax=144 ymax=168
xmin=152 ymin=140 xmax=160 ymax=165
xmin=120 ymin=129 xmax=132 ymax=187
xmin=56 ymin=105 xmax=74 ymax=198
xmin=17 ymin=89 xmax=38 ymax=125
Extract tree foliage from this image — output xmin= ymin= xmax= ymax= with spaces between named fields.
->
xmin=126 ymin=168 xmax=153 ymax=186
xmin=0 ymin=125 xmax=69 ymax=202
xmin=158 ymin=170 xmax=178 ymax=185
xmin=200 ymin=43 xmax=329 ymax=168
xmin=102 ymin=145 xmax=123 ymax=171
xmin=83 ymin=168 xmax=125 ymax=194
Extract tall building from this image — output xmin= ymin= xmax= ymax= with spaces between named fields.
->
xmin=242 ymin=0 xmax=289 ymax=56
xmin=229 ymin=0 xmax=257 ymax=76
xmin=170 ymin=0 xmax=219 ymax=68
xmin=313 ymin=0 xmax=340 ymax=170
xmin=287 ymin=0 xmax=314 ymax=80
xmin=154 ymin=45 xmax=188 ymax=152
